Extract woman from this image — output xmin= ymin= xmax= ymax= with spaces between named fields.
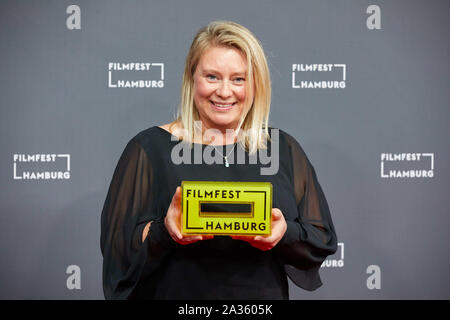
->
xmin=101 ymin=21 xmax=337 ymax=299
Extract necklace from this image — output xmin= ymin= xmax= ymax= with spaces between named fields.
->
xmin=213 ymin=143 xmax=236 ymax=167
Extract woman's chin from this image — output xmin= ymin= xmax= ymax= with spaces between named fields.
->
xmin=209 ymin=119 xmax=239 ymax=130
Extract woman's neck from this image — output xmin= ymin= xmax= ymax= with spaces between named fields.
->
xmin=165 ymin=120 xmax=239 ymax=145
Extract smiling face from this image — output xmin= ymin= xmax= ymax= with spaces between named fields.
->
xmin=193 ymin=45 xmax=254 ymax=133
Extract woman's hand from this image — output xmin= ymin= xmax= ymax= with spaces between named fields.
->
xmin=165 ymin=186 xmax=214 ymax=245
xmin=231 ymin=208 xmax=287 ymax=251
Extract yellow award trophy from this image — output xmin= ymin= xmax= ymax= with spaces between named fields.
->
xmin=181 ymin=181 xmax=272 ymax=236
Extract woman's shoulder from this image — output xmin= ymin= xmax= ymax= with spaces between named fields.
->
xmin=124 ymin=124 xmax=176 ymax=157
xmin=271 ymin=127 xmax=308 ymax=159
xmin=269 ymin=127 xmax=302 ymax=147
xmin=131 ymin=123 xmax=174 ymax=144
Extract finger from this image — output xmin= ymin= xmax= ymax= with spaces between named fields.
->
xmin=165 ymin=216 xmax=183 ymax=241
xmin=181 ymin=235 xmax=203 ymax=242
xmin=246 ymin=240 xmax=271 ymax=251
xmin=172 ymin=186 xmax=182 ymax=210
xmin=171 ymin=229 xmax=183 ymax=242
xmin=172 ymin=234 xmax=201 ymax=245
xmin=272 ymin=208 xmax=283 ymax=221
xmin=178 ymin=238 xmax=201 ymax=245
xmin=254 ymin=235 xmax=269 ymax=242
xmin=231 ymin=235 xmax=256 ymax=242
xmin=178 ymin=235 xmax=214 ymax=244
xmin=232 ymin=236 xmax=270 ymax=250
xmin=255 ymin=235 xmax=276 ymax=246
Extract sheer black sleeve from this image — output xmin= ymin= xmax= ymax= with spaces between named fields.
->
xmin=100 ymin=139 xmax=174 ymax=299
xmin=276 ymin=132 xmax=338 ymax=291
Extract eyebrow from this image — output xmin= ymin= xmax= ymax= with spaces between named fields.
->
xmin=202 ymin=68 xmax=246 ymax=76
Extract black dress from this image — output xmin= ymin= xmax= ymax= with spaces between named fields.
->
xmin=100 ymin=126 xmax=337 ymax=299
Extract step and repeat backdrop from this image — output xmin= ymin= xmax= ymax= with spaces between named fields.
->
xmin=1 ymin=0 xmax=449 ymax=299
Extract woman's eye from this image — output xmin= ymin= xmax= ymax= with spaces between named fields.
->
xmin=206 ymin=74 xmax=217 ymax=80
xmin=234 ymin=77 xmax=245 ymax=83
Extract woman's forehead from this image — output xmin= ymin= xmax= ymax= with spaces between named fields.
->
xmin=197 ymin=46 xmax=248 ymax=73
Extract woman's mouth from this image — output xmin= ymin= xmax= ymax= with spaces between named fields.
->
xmin=210 ymin=100 xmax=236 ymax=111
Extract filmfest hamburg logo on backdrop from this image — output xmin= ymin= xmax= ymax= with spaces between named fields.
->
xmin=13 ymin=154 xmax=71 ymax=180
xmin=292 ymin=64 xmax=346 ymax=89
xmin=380 ymin=153 xmax=434 ymax=178
xmin=108 ymin=62 xmax=164 ymax=88
xmin=321 ymin=242 xmax=344 ymax=268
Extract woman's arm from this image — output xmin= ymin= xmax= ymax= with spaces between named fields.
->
xmin=142 ymin=222 xmax=151 ymax=243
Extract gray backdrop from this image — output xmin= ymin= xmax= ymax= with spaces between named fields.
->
xmin=1 ymin=0 xmax=449 ymax=299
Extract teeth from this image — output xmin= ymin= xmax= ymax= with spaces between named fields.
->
xmin=213 ymin=102 xmax=234 ymax=107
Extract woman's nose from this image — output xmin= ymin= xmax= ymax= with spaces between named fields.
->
xmin=216 ymin=80 xmax=232 ymax=98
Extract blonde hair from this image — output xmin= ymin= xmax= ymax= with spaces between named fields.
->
xmin=177 ymin=20 xmax=271 ymax=153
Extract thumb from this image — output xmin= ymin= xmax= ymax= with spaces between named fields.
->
xmin=171 ymin=186 xmax=182 ymax=209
